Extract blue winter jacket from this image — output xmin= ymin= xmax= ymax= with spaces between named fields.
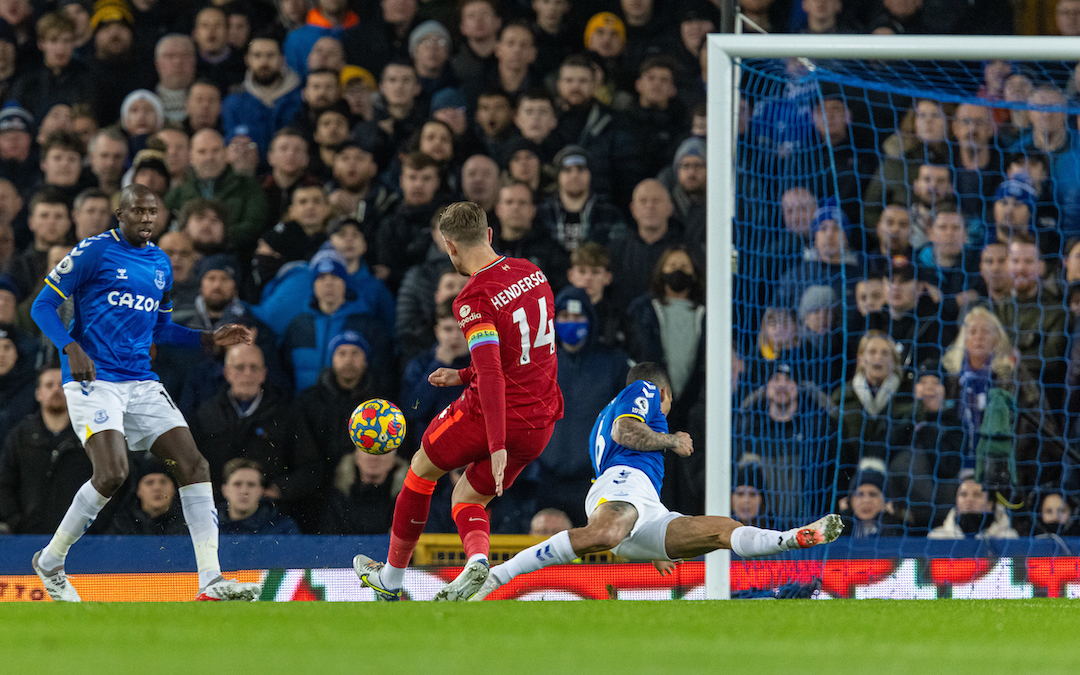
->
xmin=253 ymin=260 xmax=395 ymax=338
xmin=221 ymin=87 xmax=303 ymax=159
xmin=280 ymin=298 xmax=394 ymax=394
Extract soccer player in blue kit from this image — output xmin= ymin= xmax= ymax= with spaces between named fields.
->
xmin=467 ymin=362 xmax=843 ymax=601
xmin=29 ymin=184 xmax=260 ymax=602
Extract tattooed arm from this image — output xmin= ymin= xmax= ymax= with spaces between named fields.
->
xmin=612 ymin=417 xmax=693 ymax=457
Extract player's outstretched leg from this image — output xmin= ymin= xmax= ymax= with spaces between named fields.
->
xmin=470 ymin=502 xmax=638 ymax=601
xmin=151 ymin=428 xmax=260 ymax=601
xmin=353 ymin=450 xmax=445 ymax=599
xmin=727 ymin=514 xmax=843 ymax=558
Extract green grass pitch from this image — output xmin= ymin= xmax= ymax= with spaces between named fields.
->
xmin=6 ymin=600 xmax=1077 ymax=675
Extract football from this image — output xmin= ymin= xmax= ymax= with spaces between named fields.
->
xmin=349 ymin=398 xmax=407 ymax=455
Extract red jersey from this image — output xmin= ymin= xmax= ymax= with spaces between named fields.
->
xmin=453 ymin=255 xmax=564 ymax=453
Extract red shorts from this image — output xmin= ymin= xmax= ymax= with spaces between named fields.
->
xmin=422 ymin=398 xmax=555 ymax=497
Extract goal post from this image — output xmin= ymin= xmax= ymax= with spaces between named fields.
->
xmin=705 ymin=34 xmax=1080 ymax=601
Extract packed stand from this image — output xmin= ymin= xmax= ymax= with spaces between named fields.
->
xmin=0 ymin=0 xmax=1073 ymax=541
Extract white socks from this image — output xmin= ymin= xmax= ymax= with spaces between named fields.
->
xmin=39 ymin=481 xmax=110 ymax=570
xmin=179 ymin=482 xmax=222 ymax=589
xmin=729 ymin=525 xmax=787 ymax=558
xmin=490 ymin=530 xmax=576 ymax=585
xmin=381 ymin=563 xmax=406 ymax=590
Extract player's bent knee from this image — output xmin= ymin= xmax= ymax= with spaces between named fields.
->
xmin=577 ymin=523 xmax=626 ymax=552
xmin=92 ymin=463 xmax=129 ymax=496
xmin=410 ymin=446 xmax=445 ymax=481
xmin=174 ymin=454 xmax=210 ymax=485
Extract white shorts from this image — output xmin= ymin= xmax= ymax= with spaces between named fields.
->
xmin=584 ymin=465 xmax=684 ymax=561
xmin=64 ymin=379 xmax=188 ymax=453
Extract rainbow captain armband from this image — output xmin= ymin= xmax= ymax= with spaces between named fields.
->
xmin=466 ymin=323 xmax=499 ymax=352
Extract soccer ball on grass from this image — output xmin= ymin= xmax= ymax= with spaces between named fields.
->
xmin=349 ymin=398 xmax=406 ymax=455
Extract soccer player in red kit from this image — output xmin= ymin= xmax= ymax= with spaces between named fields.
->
xmin=354 ymin=200 xmax=563 ymax=601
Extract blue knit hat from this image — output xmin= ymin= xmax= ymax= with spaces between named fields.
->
xmin=430 ymin=87 xmax=467 ymax=115
xmin=310 ymin=249 xmax=348 ymax=284
xmin=993 ymin=174 xmax=1037 ymax=215
xmin=328 ymin=330 xmax=370 ymax=358
xmin=198 ymin=254 xmax=239 ymax=282
xmin=810 ymin=201 xmax=850 ymax=234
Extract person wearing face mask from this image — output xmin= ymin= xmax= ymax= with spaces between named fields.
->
xmin=627 ymin=245 xmax=707 ymax=514
xmin=627 ymin=246 xmax=704 ymax=415
xmin=1030 ymin=492 xmax=1080 ymax=538
xmin=532 ymin=286 xmax=629 ymax=527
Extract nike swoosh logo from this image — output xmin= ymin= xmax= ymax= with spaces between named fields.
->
xmin=469 ymin=517 xmax=486 ymax=522
xmin=411 ymin=519 xmax=426 ymax=525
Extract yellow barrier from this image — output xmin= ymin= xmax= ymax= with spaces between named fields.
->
xmin=413 ymin=534 xmax=621 ymax=566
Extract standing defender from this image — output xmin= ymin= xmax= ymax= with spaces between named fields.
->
xmin=30 ymin=184 xmax=260 ymax=602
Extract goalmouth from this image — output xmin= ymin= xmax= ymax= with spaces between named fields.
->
xmin=704 ymin=33 xmax=1080 ymax=600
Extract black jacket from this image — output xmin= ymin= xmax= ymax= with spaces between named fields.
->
xmin=297 ymin=367 xmax=378 ymax=476
xmin=555 ymin=102 xmax=644 ymax=209
xmin=9 ymin=60 xmax=97 ymax=122
xmin=218 ymin=499 xmax=301 ymax=535
xmin=608 ymin=225 xmax=685 ymax=312
xmin=376 ymin=199 xmax=447 ymax=292
xmin=321 ymin=454 xmax=407 ymax=535
xmin=192 ymin=387 xmax=323 ymax=505
xmin=491 ymin=227 xmax=570 ymax=294
xmin=0 ymin=412 xmax=90 ymax=534
xmin=107 ymin=500 xmax=188 ymax=535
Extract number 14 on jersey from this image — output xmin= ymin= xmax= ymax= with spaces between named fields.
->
xmin=512 ymin=297 xmax=555 ymax=365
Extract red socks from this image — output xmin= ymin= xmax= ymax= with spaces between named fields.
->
xmin=452 ymin=503 xmax=490 ymax=560
xmin=387 ymin=469 xmax=437 ymax=569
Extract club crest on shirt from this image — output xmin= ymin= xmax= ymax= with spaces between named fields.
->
xmin=154 ymin=269 xmax=166 ymax=290
xmin=93 ymin=409 xmax=108 ymax=424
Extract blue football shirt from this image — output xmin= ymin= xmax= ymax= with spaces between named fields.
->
xmin=589 ymin=379 xmax=669 ymax=496
xmin=41 ymin=230 xmax=174 ymax=383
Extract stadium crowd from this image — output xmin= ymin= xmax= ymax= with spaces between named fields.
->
xmin=0 ymin=0 xmax=1079 ymax=544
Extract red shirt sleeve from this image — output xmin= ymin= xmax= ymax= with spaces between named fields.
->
xmin=457 ymin=364 xmax=475 ymax=385
xmin=458 ymin=297 xmax=505 ymax=454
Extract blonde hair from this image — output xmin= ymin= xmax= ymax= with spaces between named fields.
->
xmin=941 ymin=307 xmax=1015 ymax=379
xmin=855 ymin=330 xmax=901 ymax=377
xmin=757 ymin=307 xmax=797 ymax=356
xmin=438 ymin=201 xmax=488 ymax=247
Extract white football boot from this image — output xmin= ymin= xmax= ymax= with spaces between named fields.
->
xmin=433 ymin=558 xmax=490 ymax=602
xmin=32 ymin=550 xmax=81 ymax=602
